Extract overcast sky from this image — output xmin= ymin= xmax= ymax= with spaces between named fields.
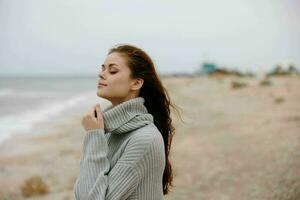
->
xmin=0 ymin=0 xmax=299 ymax=76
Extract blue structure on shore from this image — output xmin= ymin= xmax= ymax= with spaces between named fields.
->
xmin=201 ymin=62 xmax=217 ymax=74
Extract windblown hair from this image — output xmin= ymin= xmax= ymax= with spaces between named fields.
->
xmin=108 ymin=44 xmax=181 ymax=195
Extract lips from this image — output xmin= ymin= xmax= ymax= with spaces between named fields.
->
xmin=98 ymin=83 xmax=108 ymax=87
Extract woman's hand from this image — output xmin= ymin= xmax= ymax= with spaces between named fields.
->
xmin=81 ymin=104 xmax=104 ymax=131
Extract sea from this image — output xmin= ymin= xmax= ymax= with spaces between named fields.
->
xmin=0 ymin=76 xmax=108 ymax=143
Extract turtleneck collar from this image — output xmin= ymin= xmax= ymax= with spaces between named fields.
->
xmin=102 ymin=97 xmax=154 ymax=134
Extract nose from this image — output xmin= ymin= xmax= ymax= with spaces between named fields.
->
xmin=98 ymin=70 xmax=106 ymax=80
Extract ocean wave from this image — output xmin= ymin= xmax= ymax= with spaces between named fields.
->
xmin=0 ymin=91 xmax=96 ymax=143
xmin=0 ymin=89 xmax=60 ymax=98
xmin=0 ymin=89 xmax=14 ymax=97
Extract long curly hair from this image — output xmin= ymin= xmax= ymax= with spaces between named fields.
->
xmin=108 ymin=44 xmax=181 ymax=195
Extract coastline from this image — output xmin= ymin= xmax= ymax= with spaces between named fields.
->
xmin=0 ymin=96 xmax=112 ymax=200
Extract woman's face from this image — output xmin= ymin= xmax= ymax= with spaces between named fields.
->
xmin=97 ymin=52 xmax=142 ymax=106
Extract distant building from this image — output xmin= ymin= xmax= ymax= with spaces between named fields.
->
xmin=202 ymin=62 xmax=217 ymax=74
xmin=198 ymin=62 xmax=245 ymax=77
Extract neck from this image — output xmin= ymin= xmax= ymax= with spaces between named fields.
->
xmin=102 ymin=96 xmax=153 ymax=134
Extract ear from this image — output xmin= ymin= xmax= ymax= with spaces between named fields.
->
xmin=130 ymin=78 xmax=144 ymax=91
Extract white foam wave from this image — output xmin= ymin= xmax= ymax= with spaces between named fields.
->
xmin=0 ymin=89 xmax=14 ymax=97
xmin=0 ymin=91 xmax=96 ymax=143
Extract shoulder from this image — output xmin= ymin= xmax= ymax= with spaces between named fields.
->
xmin=128 ymin=123 xmax=164 ymax=151
xmin=118 ymin=123 xmax=165 ymax=165
xmin=130 ymin=123 xmax=166 ymax=174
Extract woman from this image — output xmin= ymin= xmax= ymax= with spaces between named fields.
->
xmin=74 ymin=44 xmax=179 ymax=199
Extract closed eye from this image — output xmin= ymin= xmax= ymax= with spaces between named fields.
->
xmin=101 ymin=64 xmax=118 ymax=74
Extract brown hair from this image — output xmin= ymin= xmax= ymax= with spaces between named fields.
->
xmin=108 ymin=44 xmax=181 ymax=195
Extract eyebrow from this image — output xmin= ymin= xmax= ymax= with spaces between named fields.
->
xmin=101 ymin=63 xmax=118 ymax=68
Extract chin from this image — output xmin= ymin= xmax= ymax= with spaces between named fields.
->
xmin=97 ymin=90 xmax=110 ymax=100
xmin=97 ymin=90 xmax=104 ymax=98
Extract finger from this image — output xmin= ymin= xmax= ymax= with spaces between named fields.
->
xmin=92 ymin=104 xmax=98 ymax=119
xmin=88 ymin=106 xmax=94 ymax=117
xmin=95 ymin=103 xmax=101 ymax=113
xmin=95 ymin=104 xmax=102 ymax=118
xmin=81 ymin=116 xmax=86 ymax=125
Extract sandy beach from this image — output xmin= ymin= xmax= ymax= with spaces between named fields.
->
xmin=0 ymin=76 xmax=299 ymax=200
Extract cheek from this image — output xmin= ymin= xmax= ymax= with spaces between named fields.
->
xmin=109 ymin=78 xmax=131 ymax=94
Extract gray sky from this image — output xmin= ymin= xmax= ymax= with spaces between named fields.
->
xmin=0 ymin=0 xmax=299 ymax=76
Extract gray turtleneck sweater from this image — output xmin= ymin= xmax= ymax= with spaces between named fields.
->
xmin=73 ymin=97 xmax=165 ymax=200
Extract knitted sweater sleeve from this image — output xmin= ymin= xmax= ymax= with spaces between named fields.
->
xmin=74 ymin=128 xmax=149 ymax=200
